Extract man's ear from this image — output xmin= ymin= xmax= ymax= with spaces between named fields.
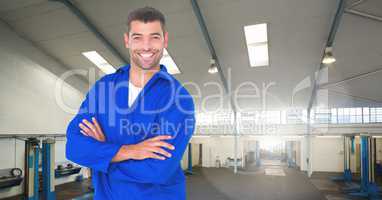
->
xmin=164 ymin=31 xmax=169 ymax=48
xmin=124 ymin=33 xmax=129 ymax=49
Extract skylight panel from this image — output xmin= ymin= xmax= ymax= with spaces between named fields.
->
xmin=160 ymin=49 xmax=181 ymax=74
xmin=244 ymin=23 xmax=269 ymax=67
xmin=82 ymin=51 xmax=116 ymax=74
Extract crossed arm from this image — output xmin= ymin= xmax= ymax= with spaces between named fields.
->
xmin=66 ymin=80 xmax=195 ymax=184
xmin=66 ymin=112 xmax=194 ymax=184
xmin=78 ymin=117 xmax=175 ymax=162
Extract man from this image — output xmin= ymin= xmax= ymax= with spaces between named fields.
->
xmin=66 ymin=7 xmax=195 ymax=200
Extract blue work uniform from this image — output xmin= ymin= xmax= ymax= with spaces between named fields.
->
xmin=66 ymin=64 xmax=195 ymax=200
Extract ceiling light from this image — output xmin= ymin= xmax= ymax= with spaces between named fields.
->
xmin=208 ymin=59 xmax=218 ymax=74
xmin=244 ymin=23 xmax=269 ymax=67
xmin=82 ymin=51 xmax=116 ymax=74
xmin=322 ymin=47 xmax=336 ymax=64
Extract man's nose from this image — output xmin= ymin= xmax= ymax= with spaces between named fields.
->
xmin=142 ymin=38 xmax=152 ymax=51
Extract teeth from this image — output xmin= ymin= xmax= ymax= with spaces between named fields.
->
xmin=140 ymin=53 xmax=153 ymax=58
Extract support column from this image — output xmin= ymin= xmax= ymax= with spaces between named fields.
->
xmin=233 ymin=111 xmax=239 ymax=173
xmin=360 ymin=135 xmax=369 ymax=191
xmin=287 ymin=141 xmax=294 ymax=168
xmin=305 ymin=135 xmax=313 ymax=177
xmin=187 ymin=143 xmax=193 ymax=173
xmin=42 ymin=139 xmax=56 ymax=200
xmin=344 ymin=136 xmax=352 ymax=182
xmin=348 ymin=134 xmax=380 ymax=198
xmin=24 ymin=138 xmax=40 ymax=200
xmin=255 ymin=140 xmax=261 ymax=167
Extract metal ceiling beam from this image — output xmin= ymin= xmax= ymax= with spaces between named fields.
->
xmin=329 ymin=89 xmax=382 ymax=104
xmin=53 ymin=0 xmax=129 ymax=64
xmin=320 ymin=66 xmax=382 ymax=89
xmin=345 ymin=9 xmax=382 ymax=23
xmin=344 ymin=0 xmax=382 ymax=23
xmin=305 ymin=0 xmax=346 ymax=178
xmin=190 ymin=0 xmax=229 ymax=94
xmin=307 ymin=0 xmax=346 ymax=112
xmin=190 ymin=0 xmax=239 ymax=174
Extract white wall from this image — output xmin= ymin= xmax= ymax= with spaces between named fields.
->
xmin=311 ymin=137 xmax=344 ymax=172
xmin=376 ymin=138 xmax=382 ymax=163
xmin=190 ymin=136 xmax=245 ymax=168
xmin=189 ymin=135 xmax=382 ymax=175
xmin=0 ymin=20 xmax=86 ymax=198
xmin=0 ymin=21 xmax=85 ymax=134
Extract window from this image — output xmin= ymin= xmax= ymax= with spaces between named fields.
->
xmin=314 ymin=108 xmax=331 ymax=124
xmin=370 ymin=108 xmax=382 ymax=123
xmin=349 ymin=108 xmax=362 ymax=123
xmin=363 ymin=107 xmax=370 ymax=123
xmin=266 ymin=111 xmax=281 ymax=124
xmin=286 ymin=109 xmax=305 ymax=124
xmin=331 ymin=108 xmax=337 ymax=124
xmin=244 ymin=23 xmax=269 ymax=67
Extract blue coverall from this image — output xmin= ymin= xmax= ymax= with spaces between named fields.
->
xmin=66 ymin=64 xmax=195 ymax=200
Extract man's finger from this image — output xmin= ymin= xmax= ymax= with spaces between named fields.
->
xmin=147 ymin=135 xmax=172 ymax=142
xmin=79 ymin=123 xmax=92 ymax=134
xmin=88 ymin=117 xmax=105 ymax=141
xmin=146 ymin=152 xmax=165 ymax=160
xmin=146 ymin=147 xmax=172 ymax=158
xmin=92 ymin=117 xmax=103 ymax=134
xmin=150 ymin=141 xmax=175 ymax=150
xmin=80 ymin=130 xmax=89 ymax=136
xmin=79 ymin=123 xmax=96 ymax=138
xmin=82 ymin=119 xmax=97 ymax=133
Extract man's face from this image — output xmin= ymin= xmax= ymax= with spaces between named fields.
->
xmin=124 ymin=20 xmax=168 ymax=71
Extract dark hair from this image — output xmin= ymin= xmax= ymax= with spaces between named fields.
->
xmin=127 ymin=7 xmax=166 ymax=33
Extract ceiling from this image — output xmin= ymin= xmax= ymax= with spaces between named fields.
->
xmin=0 ymin=0 xmax=381 ymax=111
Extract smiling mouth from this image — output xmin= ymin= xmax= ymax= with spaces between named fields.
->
xmin=138 ymin=53 xmax=155 ymax=59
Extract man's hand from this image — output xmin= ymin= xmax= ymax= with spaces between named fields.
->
xmin=112 ymin=135 xmax=175 ymax=163
xmin=79 ymin=117 xmax=105 ymax=142
xmin=78 ymin=118 xmax=175 ymax=163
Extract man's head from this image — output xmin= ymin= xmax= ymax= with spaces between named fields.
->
xmin=124 ymin=7 xmax=168 ymax=71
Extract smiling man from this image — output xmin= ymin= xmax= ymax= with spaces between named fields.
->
xmin=66 ymin=7 xmax=195 ymax=200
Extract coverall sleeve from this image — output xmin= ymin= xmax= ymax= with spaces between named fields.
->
xmin=110 ymin=94 xmax=195 ymax=184
xmin=66 ymin=80 xmax=122 ymax=173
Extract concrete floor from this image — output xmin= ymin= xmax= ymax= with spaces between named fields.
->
xmin=187 ymin=166 xmax=326 ymax=200
xmin=2 ymin=163 xmax=370 ymax=200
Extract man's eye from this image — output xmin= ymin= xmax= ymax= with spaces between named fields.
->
xmin=133 ymin=37 xmax=141 ymax=40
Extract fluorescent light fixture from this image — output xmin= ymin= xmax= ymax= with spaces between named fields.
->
xmin=244 ymin=23 xmax=269 ymax=67
xmin=160 ymin=49 xmax=180 ymax=75
xmin=82 ymin=51 xmax=116 ymax=74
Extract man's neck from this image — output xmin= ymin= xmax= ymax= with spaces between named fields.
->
xmin=129 ymin=64 xmax=160 ymax=88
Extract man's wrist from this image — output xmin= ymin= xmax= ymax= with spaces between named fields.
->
xmin=112 ymin=145 xmax=131 ymax=162
xmin=121 ymin=145 xmax=132 ymax=161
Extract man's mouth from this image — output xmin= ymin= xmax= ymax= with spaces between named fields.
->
xmin=138 ymin=53 xmax=154 ymax=59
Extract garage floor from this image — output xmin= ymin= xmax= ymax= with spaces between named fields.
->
xmin=3 ymin=165 xmax=369 ymax=200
